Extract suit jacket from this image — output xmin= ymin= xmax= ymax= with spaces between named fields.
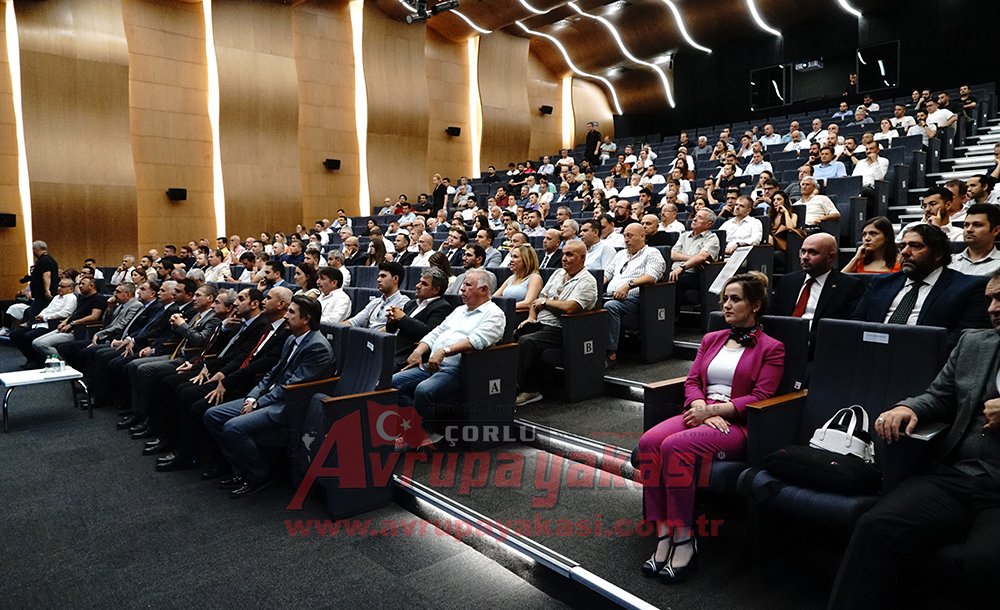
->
xmin=248 ymin=330 xmax=334 ymax=423
xmin=774 ymin=270 xmax=865 ymax=346
xmin=345 ymin=252 xmax=368 ymax=266
xmin=539 ymin=250 xmax=563 ymax=269
xmin=851 ymin=268 xmax=989 ymax=343
xmin=395 ymin=250 xmax=417 ymax=267
xmin=120 ymin=301 xmax=162 ymax=340
xmin=94 ymin=299 xmax=143 ymax=342
xmin=440 ymin=248 xmax=464 ymax=269
xmin=164 ymin=309 xmax=221 ymax=354
xmin=900 ymin=329 xmax=1000 ymax=464
xmin=685 ymin=329 xmax=785 ymax=418
xmin=386 ymin=297 xmax=453 ymax=370
xmin=150 ymin=302 xmax=199 ymax=354
xmin=213 ymin=317 xmax=287 ymax=379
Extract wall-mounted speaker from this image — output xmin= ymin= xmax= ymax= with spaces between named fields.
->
xmin=0 ymin=212 xmax=15 ymax=228
xmin=166 ymin=188 xmax=187 ymax=201
xmin=323 ymin=158 xmax=341 ymax=170
xmin=445 ymin=126 xmax=462 ymax=137
xmin=539 ymin=105 xmax=554 ymax=115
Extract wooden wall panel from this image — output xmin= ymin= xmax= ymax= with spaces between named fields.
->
xmin=293 ymin=1 xmax=360 ymax=220
xmin=17 ymin=0 xmax=137 ymax=268
xmin=478 ymin=32 xmax=530 ymax=169
xmin=214 ymin=0 xmax=301 ymax=238
xmin=526 ymin=50 xmax=562 ymax=162
xmin=124 ymin=0 xmax=215 ymax=253
xmin=424 ymin=28 xmax=470 ymax=185
xmin=572 ymin=78 xmax=614 ymax=146
xmin=0 ymin=0 xmax=27 ymax=297
xmin=362 ymin=3 xmax=429 ymax=208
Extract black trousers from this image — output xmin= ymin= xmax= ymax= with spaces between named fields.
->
xmin=9 ymin=326 xmax=48 ymax=364
xmin=829 ymin=465 xmax=1000 ymax=609
xmin=514 ymin=323 xmax=563 ymax=393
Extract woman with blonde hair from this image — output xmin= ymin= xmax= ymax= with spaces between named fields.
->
xmin=495 ymin=244 xmax=543 ymax=311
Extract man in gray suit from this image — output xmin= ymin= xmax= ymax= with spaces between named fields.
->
xmin=204 ymin=295 xmax=333 ymax=498
xmin=57 ymin=282 xmax=143 ymax=370
xmin=830 ymin=271 xmax=1000 ymax=609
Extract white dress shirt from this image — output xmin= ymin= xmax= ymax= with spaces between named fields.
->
xmin=319 ymin=288 xmax=352 ymax=324
xmin=420 ymin=300 xmax=506 ymax=365
xmin=719 ymin=216 xmax=763 ymax=248
xmin=794 ymin=270 xmax=830 ymax=326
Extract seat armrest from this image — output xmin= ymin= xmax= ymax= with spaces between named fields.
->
xmin=643 ymin=376 xmax=687 ymax=431
xmin=746 ymin=390 xmax=807 ymax=466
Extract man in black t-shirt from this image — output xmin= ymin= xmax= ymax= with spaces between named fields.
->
xmin=28 ymin=240 xmax=58 ymax=317
xmin=584 ymin=121 xmax=602 ymax=167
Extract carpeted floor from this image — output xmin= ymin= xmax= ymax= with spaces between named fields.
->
xmin=0 ymin=343 xmax=564 ymax=609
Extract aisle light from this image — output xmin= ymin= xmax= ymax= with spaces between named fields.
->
xmin=5 ymin=0 xmax=31 ymax=263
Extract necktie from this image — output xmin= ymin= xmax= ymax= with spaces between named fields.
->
xmin=171 ymin=311 xmax=205 ymax=359
xmin=218 ymin=322 xmax=250 ymax=359
xmin=887 ymin=280 xmax=924 ymax=325
xmin=240 ymin=329 xmax=273 ymax=369
xmin=542 ymin=253 xmax=552 ymax=268
xmin=791 ymin=278 xmax=815 ymax=318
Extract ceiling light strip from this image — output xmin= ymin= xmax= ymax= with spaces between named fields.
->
xmin=837 ymin=0 xmax=863 ymax=18
xmin=746 ymin=0 xmax=781 ymax=37
xmin=467 ymin=37 xmax=483 ymax=178
xmin=203 ymin=0 xmax=226 ymax=236
xmin=515 ymin=21 xmax=623 ymax=115
xmin=658 ymin=0 xmax=711 ymax=53
xmin=5 ymin=0 xmax=32 ymax=264
xmin=350 ymin=0 xmax=371 ymax=215
xmin=518 ymin=0 xmax=549 ymax=15
xmin=568 ymin=2 xmax=673 ymax=108
xmin=452 ymin=10 xmax=492 ymax=34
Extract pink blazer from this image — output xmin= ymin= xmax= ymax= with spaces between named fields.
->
xmin=684 ymin=329 xmax=785 ymax=419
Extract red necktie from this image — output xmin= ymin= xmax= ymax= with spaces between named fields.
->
xmin=792 ymin=278 xmax=814 ymax=318
xmin=240 ymin=330 xmax=271 ymax=369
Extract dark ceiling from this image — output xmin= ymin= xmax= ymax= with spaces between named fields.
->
xmin=372 ymin=0 xmax=884 ymax=113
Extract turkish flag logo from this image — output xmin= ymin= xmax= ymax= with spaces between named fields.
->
xmin=368 ymin=403 xmax=428 ymax=449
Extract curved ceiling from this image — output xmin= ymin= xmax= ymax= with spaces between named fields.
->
xmin=372 ymin=0 xmax=883 ymax=113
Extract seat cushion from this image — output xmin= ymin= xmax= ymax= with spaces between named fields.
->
xmin=742 ymin=469 xmax=879 ymax=531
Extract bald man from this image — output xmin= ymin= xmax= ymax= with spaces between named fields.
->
xmin=513 ymin=240 xmax=599 ymax=405
xmin=773 ymin=232 xmax=864 ymax=351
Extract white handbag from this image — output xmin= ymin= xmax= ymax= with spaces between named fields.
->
xmin=809 ymin=405 xmax=876 ymax=464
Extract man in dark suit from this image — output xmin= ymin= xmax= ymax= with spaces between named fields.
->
xmin=391 ymin=233 xmax=416 ymax=266
xmin=386 ymin=267 xmax=452 ymax=371
xmin=154 ymin=287 xmax=288 ymax=473
xmin=851 ymin=224 xmax=990 ymax=343
xmin=539 ymin=229 xmax=564 ymax=268
xmin=439 ymin=228 xmax=468 ymax=269
xmin=829 ymin=271 xmax=1000 ymax=609
xmin=773 ymin=233 xmax=864 ymax=351
xmin=204 ymin=294 xmax=333 ymax=497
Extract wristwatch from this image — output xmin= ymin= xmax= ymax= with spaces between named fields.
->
xmin=628 ymin=280 xmax=636 ymax=288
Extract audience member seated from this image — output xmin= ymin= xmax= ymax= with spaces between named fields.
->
xmin=257 ymin=260 xmax=293 ymax=296
xmin=580 ymin=218 xmax=616 ymax=271
xmin=346 ymin=262 xmax=409 ymax=332
xmin=949 ymin=204 xmax=1000 ymax=277
xmin=392 ymin=268 xmax=506 ymax=448
xmin=668 ymin=208 xmax=720 ymax=308
xmin=9 ymin=277 xmax=77 ymax=366
xmin=448 ymin=245 xmax=488 ymax=296
xmin=637 ymin=272 xmax=784 ymax=583
xmin=719 ymin=196 xmax=764 ymax=255
xmin=292 ymin=263 xmax=320 ymax=299
xmin=316 ymin=267 xmax=351 ymax=324
xmin=203 ymin=295 xmax=332 ymax=499
xmin=842 ymin=216 xmax=901 ymax=274
xmin=410 ymin=233 xmax=436 ymax=267
xmin=603 ymin=224 xmax=667 ymax=368
xmin=813 ymin=146 xmax=848 ymax=182
xmin=325 ymin=250 xmax=351 ymax=287
xmin=872 ymin=118 xmax=898 ymax=145
xmin=14 ymin=276 xmax=105 ymax=369
xmin=495 ymin=245 xmax=543 ymax=312
xmin=513 ymin=240 xmax=598 ymax=406
xmin=898 ymin=186 xmax=964 ymax=242
xmin=386 ymin=267 xmax=452 ymax=372
xmin=829 ymin=274 xmax=1000 ymax=608
xmin=539 ymin=229 xmax=563 ymax=268
xmin=767 ymin=191 xmax=800 ymax=262
xmin=851 ymin=224 xmax=989 ymax=342
xmin=773 ymin=233 xmax=864 ymax=349
xmin=797 ymin=176 xmax=841 ymax=230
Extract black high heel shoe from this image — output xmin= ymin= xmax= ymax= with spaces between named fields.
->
xmin=660 ymin=537 xmax=698 ymax=584
xmin=641 ymin=533 xmax=672 ymax=576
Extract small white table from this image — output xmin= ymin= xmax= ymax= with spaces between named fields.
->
xmin=0 ymin=367 xmax=91 ymax=432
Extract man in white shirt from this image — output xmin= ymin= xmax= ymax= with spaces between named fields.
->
xmin=346 ymin=262 xmax=410 ymax=332
xmin=410 ymin=233 xmax=436 ymax=267
xmin=889 ymin=104 xmax=916 ymax=130
xmin=950 ymin=204 xmax=1000 ymax=276
xmin=523 ymin=209 xmax=546 ymax=237
xmin=758 ymin=123 xmax=782 ymax=147
xmin=898 ymin=186 xmax=964 ymax=242
xmin=603 ymin=224 xmax=666 ymax=368
xmin=537 ymin=156 xmax=555 ymax=176
xmin=805 ymin=118 xmax=824 ymax=143
xmin=852 ymin=141 xmax=890 ymax=189
xmin=599 ymin=214 xmax=626 ymax=250
xmin=203 ymin=249 xmax=230 ymax=284
xmin=924 ymin=98 xmax=956 ymax=130
xmin=718 ymin=196 xmax=764 ymax=255
xmin=783 ymin=130 xmax=809 ymax=152
xmin=316 ymin=267 xmax=351 ymax=324
xmin=743 ymin=150 xmax=773 ymax=178
xmin=798 ymin=176 xmax=841 ymax=227
xmin=659 ymin=202 xmax=685 ymax=233
xmin=668 ymin=208 xmax=720 ymax=309
xmin=556 ymin=149 xmax=575 ymax=169
xmin=391 ymin=268 xmax=506 ymax=447
xmin=618 ymin=173 xmax=643 ymax=199
xmin=580 ymin=219 xmax=616 ymax=271
xmin=640 ymin=165 xmax=666 ymax=189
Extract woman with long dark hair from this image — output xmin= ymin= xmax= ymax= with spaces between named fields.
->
xmin=841 ymin=216 xmax=900 ymax=273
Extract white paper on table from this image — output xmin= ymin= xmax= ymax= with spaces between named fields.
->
xmin=708 ymin=246 xmax=753 ymax=295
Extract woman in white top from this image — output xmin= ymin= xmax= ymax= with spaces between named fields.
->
xmin=494 ymin=245 xmax=543 ymax=312
xmin=873 ymin=118 xmax=897 ymax=145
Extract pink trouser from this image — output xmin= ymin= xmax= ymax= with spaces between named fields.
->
xmin=637 ymin=413 xmax=747 ymax=528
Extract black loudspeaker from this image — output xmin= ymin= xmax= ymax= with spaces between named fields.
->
xmin=445 ymin=126 xmax=462 ymax=137
xmin=0 ymin=212 xmax=15 ymax=227
xmin=539 ymin=105 xmax=554 ymax=115
xmin=166 ymin=188 xmax=187 ymax=201
xmin=323 ymin=158 xmax=341 ymax=170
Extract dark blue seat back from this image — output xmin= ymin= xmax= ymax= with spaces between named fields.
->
xmin=708 ymin=312 xmax=810 ymax=394
xmin=335 ymin=326 xmax=396 ymax=394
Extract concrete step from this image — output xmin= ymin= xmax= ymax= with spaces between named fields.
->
xmin=926 ymin=169 xmax=983 ymax=182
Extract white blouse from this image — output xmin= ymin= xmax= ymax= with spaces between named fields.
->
xmin=705 ymin=345 xmax=745 ymax=401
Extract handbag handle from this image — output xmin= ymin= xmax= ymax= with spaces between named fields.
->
xmin=816 ymin=404 xmax=867 ymax=448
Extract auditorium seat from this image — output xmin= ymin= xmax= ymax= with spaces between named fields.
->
xmin=539 ymin=309 xmax=609 ymax=402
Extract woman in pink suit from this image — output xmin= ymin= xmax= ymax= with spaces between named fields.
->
xmin=638 ymin=272 xmax=784 ymax=583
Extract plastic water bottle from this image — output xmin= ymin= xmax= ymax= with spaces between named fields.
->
xmin=45 ymin=354 xmax=58 ymax=372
